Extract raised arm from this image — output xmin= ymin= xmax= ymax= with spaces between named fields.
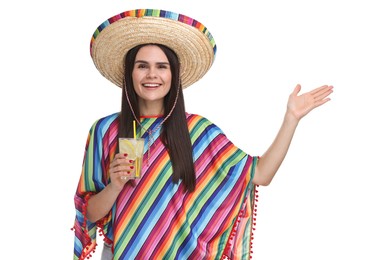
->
xmin=252 ymin=84 xmax=333 ymax=186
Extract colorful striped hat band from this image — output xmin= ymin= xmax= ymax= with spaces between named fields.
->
xmin=90 ymin=9 xmax=217 ymax=89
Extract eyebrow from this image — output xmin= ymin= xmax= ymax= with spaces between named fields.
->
xmin=134 ymin=60 xmax=170 ymax=65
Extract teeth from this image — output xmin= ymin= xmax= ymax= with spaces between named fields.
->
xmin=143 ymin=84 xmax=160 ymax=87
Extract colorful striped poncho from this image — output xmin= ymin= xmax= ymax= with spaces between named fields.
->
xmin=73 ymin=112 xmax=259 ymax=260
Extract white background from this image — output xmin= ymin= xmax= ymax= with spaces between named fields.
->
xmin=1 ymin=0 xmax=389 ymax=259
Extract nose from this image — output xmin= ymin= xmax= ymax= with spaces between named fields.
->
xmin=146 ymin=67 xmax=157 ymax=78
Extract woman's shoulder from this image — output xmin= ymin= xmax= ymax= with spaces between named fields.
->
xmin=90 ymin=112 xmax=120 ymax=132
xmin=185 ymin=112 xmax=223 ymax=132
xmin=186 ymin=112 xmax=211 ymax=124
xmin=99 ymin=112 xmax=120 ymax=121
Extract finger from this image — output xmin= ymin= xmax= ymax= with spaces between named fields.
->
xmin=313 ymin=86 xmax=333 ymax=100
xmin=109 ymin=159 xmax=122 ymax=170
xmin=113 ymin=164 xmax=134 ymax=173
xmin=292 ymin=84 xmax=301 ymax=96
xmin=311 ymin=85 xmax=333 ymax=96
xmin=315 ymin=90 xmax=333 ymax=101
xmin=110 ymin=153 xmax=132 ymax=169
xmin=313 ymin=97 xmax=331 ymax=108
xmin=109 ymin=164 xmax=134 ymax=176
xmin=114 ymin=157 xmax=135 ymax=167
xmin=110 ymin=167 xmax=133 ymax=182
xmin=114 ymin=153 xmax=128 ymax=160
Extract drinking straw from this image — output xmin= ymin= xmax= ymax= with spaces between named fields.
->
xmin=133 ymin=120 xmax=136 ymax=139
xmin=133 ymin=120 xmax=139 ymax=177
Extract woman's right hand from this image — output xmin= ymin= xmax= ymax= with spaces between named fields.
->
xmin=109 ymin=153 xmax=135 ymax=191
xmin=87 ymin=153 xmax=134 ymax=222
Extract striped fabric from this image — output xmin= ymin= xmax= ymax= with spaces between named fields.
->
xmin=90 ymin=9 xmax=217 ymax=58
xmin=73 ymin=112 xmax=258 ymax=260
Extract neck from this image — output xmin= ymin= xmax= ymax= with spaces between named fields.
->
xmin=139 ymin=100 xmax=164 ymax=116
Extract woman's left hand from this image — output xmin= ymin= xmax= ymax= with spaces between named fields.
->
xmin=287 ymin=84 xmax=333 ymax=121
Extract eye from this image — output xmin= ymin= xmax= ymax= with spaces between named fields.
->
xmin=137 ymin=63 xmax=147 ymax=69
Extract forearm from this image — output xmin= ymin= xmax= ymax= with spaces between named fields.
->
xmin=86 ymin=183 xmax=122 ymax=223
xmin=253 ymin=112 xmax=299 ymax=186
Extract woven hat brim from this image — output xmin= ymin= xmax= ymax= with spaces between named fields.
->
xmin=91 ymin=10 xmax=216 ymax=88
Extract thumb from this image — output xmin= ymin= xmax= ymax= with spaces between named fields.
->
xmin=292 ymin=84 xmax=301 ymax=96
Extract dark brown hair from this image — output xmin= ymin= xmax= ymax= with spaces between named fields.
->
xmin=118 ymin=43 xmax=196 ymax=192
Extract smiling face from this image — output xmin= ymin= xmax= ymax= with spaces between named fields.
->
xmin=132 ymin=45 xmax=172 ymax=115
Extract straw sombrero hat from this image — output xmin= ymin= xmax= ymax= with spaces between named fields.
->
xmin=90 ymin=9 xmax=217 ymax=89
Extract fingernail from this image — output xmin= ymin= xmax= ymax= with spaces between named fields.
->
xmin=130 ymin=166 xmax=134 ymax=169
xmin=124 ymin=153 xmax=128 ymax=157
xmin=129 ymin=160 xmax=134 ymax=163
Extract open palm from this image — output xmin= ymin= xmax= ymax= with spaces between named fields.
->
xmin=287 ymin=84 xmax=333 ymax=120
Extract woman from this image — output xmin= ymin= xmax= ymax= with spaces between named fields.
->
xmin=72 ymin=9 xmax=333 ymax=260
